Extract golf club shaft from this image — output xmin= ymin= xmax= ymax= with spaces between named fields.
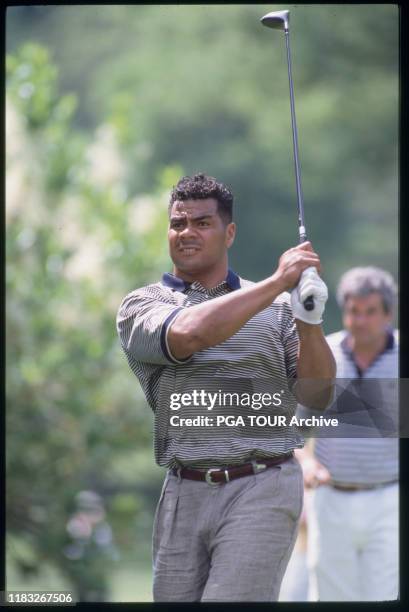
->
xmin=284 ymin=29 xmax=306 ymax=244
xmin=261 ymin=10 xmax=315 ymax=311
xmin=284 ymin=28 xmax=314 ymax=311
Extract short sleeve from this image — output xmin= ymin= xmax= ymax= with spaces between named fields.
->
xmin=116 ymin=290 xmax=193 ymax=366
xmin=281 ymin=301 xmax=299 ymax=380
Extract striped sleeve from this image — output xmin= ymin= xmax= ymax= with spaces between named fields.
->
xmin=116 ymin=290 xmax=193 ymax=365
xmin=280 ymin=296 xmax=299 ymax=380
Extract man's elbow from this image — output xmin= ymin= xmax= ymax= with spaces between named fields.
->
xmin=167 ymin=318 xmax=204 ymax=359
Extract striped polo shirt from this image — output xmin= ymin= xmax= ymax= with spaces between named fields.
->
xmin=116 ymin=269 xmax=304 ymax=468
xmin=302 ymin=328 xmax=399 ymax=485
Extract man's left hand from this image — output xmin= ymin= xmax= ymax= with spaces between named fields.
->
xmin=291 ymin=267 xmax=328 ymax=324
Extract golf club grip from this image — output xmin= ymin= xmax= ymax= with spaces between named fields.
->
xmin=303 ymin=295 xmax=315 ymax=311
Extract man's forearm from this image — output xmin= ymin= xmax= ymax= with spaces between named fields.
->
xmin=295 ymin=320 xmax=336 ymax=409
xmin=168 ymin=273 xmax=286 ymax=358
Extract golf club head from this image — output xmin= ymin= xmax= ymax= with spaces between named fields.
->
xmin=260 ymin=10 xmax=289 ymax=31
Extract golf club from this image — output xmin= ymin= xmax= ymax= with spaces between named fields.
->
xmin=261 ymin=9 xmax=315 ymax=311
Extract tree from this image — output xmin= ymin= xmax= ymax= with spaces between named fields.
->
xmin=6 ymin=43 xmax=179 ymax=599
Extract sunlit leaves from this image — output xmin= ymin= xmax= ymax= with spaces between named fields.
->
xmin=6 ymin=43 xmax=173 ymax=597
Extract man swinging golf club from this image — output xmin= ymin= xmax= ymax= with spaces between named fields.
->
xmin=117 ymin=172 xmax=335 ymax=601
xmin=116 ymin=9 xmax=335 ymax=602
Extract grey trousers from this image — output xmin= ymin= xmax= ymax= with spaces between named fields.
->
xmin=152 ymin=455 xmax=303 ymax=602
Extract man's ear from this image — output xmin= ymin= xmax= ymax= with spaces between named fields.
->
xmin=226 ymin=222 xmax=236 ymax=249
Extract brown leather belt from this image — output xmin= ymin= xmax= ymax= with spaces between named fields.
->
xmin=171 ymin=452 xmax=293 ymax=485
xmin=330 ymin=480 xmax=398 ymax=492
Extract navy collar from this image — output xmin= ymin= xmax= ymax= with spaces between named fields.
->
xmin=341 ymin=328 xmax=395 ymax=356
xmin=161 ymin=269 xmax=241 ymax=292
xmin=341 ymin=328 xmax=395 ymax=377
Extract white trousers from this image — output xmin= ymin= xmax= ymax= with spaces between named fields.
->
xmin=307 ymin=482 xmax=399 ymax=601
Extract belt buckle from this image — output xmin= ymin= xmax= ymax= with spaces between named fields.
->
xmin=251 ymin=459 xmax=267 ymax=474
xmin=205 ymin=468 xmax=224 ymax=486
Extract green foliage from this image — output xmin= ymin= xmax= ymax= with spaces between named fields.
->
xmin=6 ymin=44 xmax=60 ymax=129
xmin=6 ymin=43 xmax=171 ymax=599
xmin=6 ymin=43 xmax=83 ymax=192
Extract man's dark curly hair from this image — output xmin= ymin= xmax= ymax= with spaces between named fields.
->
xmin=169 ymin=173 xmax=233 ymax=224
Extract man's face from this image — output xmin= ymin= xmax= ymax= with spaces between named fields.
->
xmin=168 ymin=198 xmax=235 ymax=276
xmin=343 ymin=293 xmax=392 ymax=345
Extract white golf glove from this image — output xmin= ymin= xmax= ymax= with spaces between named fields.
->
xmin=291 ymin=266 xmax=328 ymax=324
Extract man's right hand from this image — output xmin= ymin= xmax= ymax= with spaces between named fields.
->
xmin=272 ymin=241 xmax=322 ymax=292
xmin=299 ymin=455 xmax=331 ymax=489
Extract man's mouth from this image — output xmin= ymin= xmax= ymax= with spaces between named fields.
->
xmin=178 ymin=245 xmax=200 ymax=255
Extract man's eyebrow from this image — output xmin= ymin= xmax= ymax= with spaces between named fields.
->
xmin=170 ymin=213 xmax=215 ymax=222
xmin=191 ymin=214 xmax=214 ymax=221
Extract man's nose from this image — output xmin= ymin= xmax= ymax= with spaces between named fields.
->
xmin=179 ymin=223 xmax=197 ymax=238
xmin=353 ymin=314 xmax=368 ymax=325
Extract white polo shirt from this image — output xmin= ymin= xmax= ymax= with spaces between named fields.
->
xmin=302 ymin=329 xmax=399 ymax=485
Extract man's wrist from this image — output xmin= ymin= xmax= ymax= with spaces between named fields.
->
xmin=268 ymin=271 xmax=288 ymax=296
xmin=295 ymin=319 xmax=324 ymax=336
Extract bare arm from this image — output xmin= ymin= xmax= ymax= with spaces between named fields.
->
xmin=295 ymin=321 xmax=336 ymax=408
xmin=168 ymin=274 xmax=285 ymax=358
xmin=167 ymin=242 xmax=320 ymax=359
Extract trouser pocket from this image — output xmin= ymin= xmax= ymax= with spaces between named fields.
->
xmin=152 ymin=473 xmax=179 ymax=561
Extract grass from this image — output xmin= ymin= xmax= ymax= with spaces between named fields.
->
xmin=6 ymin=546 xmax=154 ymax=603
xmin=109 ymin=562 xmax=153 ymax=602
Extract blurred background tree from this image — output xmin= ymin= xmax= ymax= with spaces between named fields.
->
xmin=6 ymin=42 xmax=177 ymax=601
xmin=6 ymin=4 xmax=398 ymax=602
